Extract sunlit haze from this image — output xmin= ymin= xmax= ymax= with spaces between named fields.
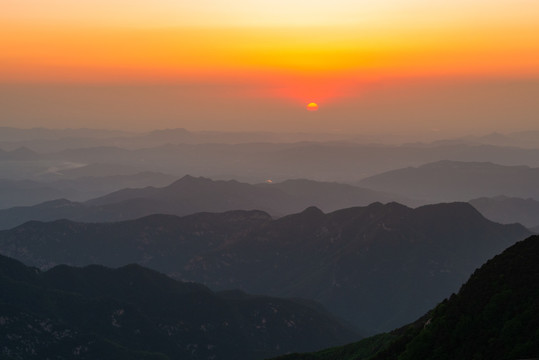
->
xmin=1 ymin=0 xmax=538 ymax=136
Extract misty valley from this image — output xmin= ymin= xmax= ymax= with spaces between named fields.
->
xmin=0 ymin=127 xmax=538 ymax=359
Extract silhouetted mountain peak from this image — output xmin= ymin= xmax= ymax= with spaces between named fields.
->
xmin=38 ymin=198 xmax=80 ymax=208
xmin=366 ymin=201 xmax=384 ymax=208
xmin=379 ymin=201 xmax=410 ymax=212
xmin=279 ymin=206 xmax=326 ymax=225
xmin=165 ymin=175 xmax=226 ymax=191
xmin=416 ymin=201 xmax=485 ymax=219
xmin=301 ymin=206 xmax=325 ymax=216
xmin=175 ymin=174 xmax=208 ymax=183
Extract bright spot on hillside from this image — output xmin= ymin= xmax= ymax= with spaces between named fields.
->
xmin=306 ymin=102 xmax=319 ymax=111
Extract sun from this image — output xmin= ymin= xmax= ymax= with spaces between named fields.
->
xmin=306 ymin=102 xmax=319 ymax=111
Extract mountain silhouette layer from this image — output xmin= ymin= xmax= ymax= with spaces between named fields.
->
xmin=359 ymin=160 xmax=539 ymax=203
xmin=0 ymin=175 xmax=403 ymax=230
xmin=0 ymin=202 xmax=529 ymax=334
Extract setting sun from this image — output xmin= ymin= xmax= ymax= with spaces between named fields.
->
xmin=306 ymin=102 xmax=319 ymax=111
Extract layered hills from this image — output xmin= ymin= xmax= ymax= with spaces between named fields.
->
xmin=359 ymin=160 xmax=539 ymax=203
xmin=0 ymin=202 xmax=529 ymax=334
xmin=273 ymin=235 xmax=539 ymax=360
xmin=0 ymin=172 xmax=176 ymax=209
xmin=0 ymin=176 xmax=403 ymax=230
xmin=0 ymin=254 xmax=357 ymax=359
xmin=5 ymin=134 xmax=539 ymax=183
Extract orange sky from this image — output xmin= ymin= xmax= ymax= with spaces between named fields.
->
xmin=1 ymin=0 xmax=538 ymax=134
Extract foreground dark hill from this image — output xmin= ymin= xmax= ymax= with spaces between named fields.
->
xmin=0 ymin=254 xmax=357 ymax=360
xmin=273 ymin=235 xmax=539 ymax=360
xmin=359 ymin=160 xmax=539 ymax=203
xmin=0 ymin=203 xmax=529 ymax=334
xmin=470 ymin=196 xmax=539 ymax=229
xmin=0 ymin=175 xmax=402 ymax=230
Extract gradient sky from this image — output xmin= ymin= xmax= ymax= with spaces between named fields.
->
xmin=1 ymin=0 xmax=538 ymax=136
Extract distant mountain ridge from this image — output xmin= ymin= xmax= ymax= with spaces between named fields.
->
xmin=0 ymin=202 xmax=529 ymax=334
xmin=5 ymin=136 xmax=539 ymax=182
xmin=360 ymin=160 xmax=539 ymax=202
xmin=0 ymin=175 xmax=404 ymax=229
xmin=470 ymin=195 xmax=539 ymax=229
xmin=0 ymin=171 xmax=176 ymax=209
xmin=0 ymin=254 xmax=357 ymax=359
xmin=0 ymin=146 xmax=40 ymax=161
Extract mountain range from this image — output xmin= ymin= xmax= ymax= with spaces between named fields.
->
xmin=0 ymin=254 xmax=357 ymax=359
xmin=2 ymin=126 xmax=539 ymax=149
xmin=272 ymin=235 xmax=539 ymax=360
xmin=0 ymin=176 xmax=404 ymax=230
xmin=469 ymin=196 xmax=539 ymax=229
xmin=0 ymin=202 xmax=529 ymax=334
xmin=359 ymin=160 xmax=539 ymax=203
xmin=0 ymin=172 xmax=176 ymax=209
xmin=0 ymin=146 xmax=40 ymax=161
xmin=5 ymin=139 xmax=539 ymax=183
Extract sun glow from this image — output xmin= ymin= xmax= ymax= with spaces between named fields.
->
xmin=306 ymin=102 xmax=319 ymax=111
xmin=0 ymin=0 xmax=537 ymax=114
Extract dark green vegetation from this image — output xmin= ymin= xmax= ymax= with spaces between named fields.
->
xmin=359 ymin=160 xmax=539 ymax=203
xmin=0 ymin=175 xmax=402 ymax=230
xmin=272 ymin=235 xmax=539 ymax=360
xmin=270 ymin=332 xmax=401 ymax=360
xmin=0 ymin=202 xmax=529 ymax=334
xmin=0 ymin=254 xmax=358 ymax=360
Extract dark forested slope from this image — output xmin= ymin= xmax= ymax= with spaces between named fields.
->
xmin=273 ymin=235 xmax=539 ymax=360
xmin=0 ymin=255 xmax=358 ymax=360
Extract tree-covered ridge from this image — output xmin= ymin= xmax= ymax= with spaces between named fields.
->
xmin=272 ymin=235 xmax=539 ymax=360
xmin=0 ymin=255 xmax=358 ymax=360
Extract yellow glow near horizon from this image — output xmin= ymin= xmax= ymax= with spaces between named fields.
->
xmin=1 ymin=0 xmax=538 ymax=105
xmin=2 ymin=23 xmax=537 ymax=81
